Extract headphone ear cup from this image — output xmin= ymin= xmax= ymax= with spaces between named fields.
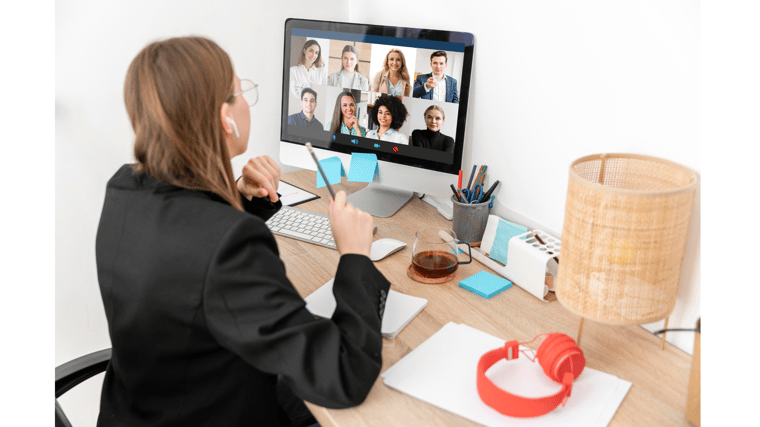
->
xmin=536 ymin=333 xmax=585 ymax=383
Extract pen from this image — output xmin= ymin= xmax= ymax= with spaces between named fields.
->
xmin=449 ymin=184 xmax=464 ymax=203
xmin=457 ymin=170 xmax=463 ymax=190
xmin=305 ymin=143 xmax=336 ymax=199
xmin=481 ymin=180 xmax=500 ymax=200
xmin=466 ymin=165 xmax=477 ymax=191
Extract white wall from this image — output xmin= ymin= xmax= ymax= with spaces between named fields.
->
xmin=55 ymin=1 xmax=348 ymax=424
xmin=349 ymin=0 xmax=700 ymax=353
xmin=56 ymin=1 xmax=701 ymax=423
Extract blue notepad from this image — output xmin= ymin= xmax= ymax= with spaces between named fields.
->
xmin=316 ymin=157 xmax=346 ymax=188
xmin=489 ymin=219 xmax=528 ymax=267
xmin=459 ymin=271 xmax=512 ymax=299
xmin=347 ymin=153 xmax=379 ymax=183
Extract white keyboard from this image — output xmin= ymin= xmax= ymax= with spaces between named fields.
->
xmin=265 ymin=206 xmax=336 ymax=249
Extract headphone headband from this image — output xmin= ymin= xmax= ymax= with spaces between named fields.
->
xmin=476 ymin=333 xmax=585 ymax=418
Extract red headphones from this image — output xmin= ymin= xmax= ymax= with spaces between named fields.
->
xmin=476 ymin=333 xmax=585 ymax=418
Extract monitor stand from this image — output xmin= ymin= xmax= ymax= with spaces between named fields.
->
xmin=346 ymin=184 xmax=413 ymax=217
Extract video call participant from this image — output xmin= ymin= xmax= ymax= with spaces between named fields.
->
xmin=370 ymin=49 xmax=411 ymax=97
xmin=412 ymin=50 xmax=459 ymax=104
xmin=97 ymin=36 xmax=388 ymax=427
xmin=365 ymin=94 xmax=409 ymax=144
xmin=287 ymin=88 xmax=323 ymax=131
xmin=326 ymin=91 xmax=366 ymax=137
xmin=328 ymin=45 xmax=369 ymax=91
xmin=290 ymin=39 xmax=327 ymax=100
xmin=410 ymin=105 xmax=455 ymax=153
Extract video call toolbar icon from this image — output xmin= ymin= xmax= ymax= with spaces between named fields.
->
xmin=332 ymin=135 xmax=336 ymax=141
xmin=374 ymin=143 xmax=380 ymax=148
xmin=392 ymin=146 xmax=399 ymax=153
xmin=351 ymin=139 xmax=358 ymax=144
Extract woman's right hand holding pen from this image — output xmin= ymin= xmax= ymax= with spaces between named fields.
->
xmin=328 ymin=191 xmax=374 ymax=258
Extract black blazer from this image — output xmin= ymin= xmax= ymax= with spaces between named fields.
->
xmin=96 ymin=165 xmax=390 ymax=426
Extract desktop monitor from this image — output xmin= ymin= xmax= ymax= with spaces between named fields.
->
xmin=281 ymin=18 xmax=474 ymax=217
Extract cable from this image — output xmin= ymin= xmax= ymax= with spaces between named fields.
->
xmin=653 ymin=328 xmax=700 ymax=335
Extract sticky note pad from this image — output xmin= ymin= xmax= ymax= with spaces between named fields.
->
xmin=459 ymin=271 xmax=512 ymax=299
xmin=489 ymin=219 xmax=528 ymax=266
xmin=316 ymin=157 xmax=345 ymax=188
xmin=347 ymin=153 xmax=379 ymax=183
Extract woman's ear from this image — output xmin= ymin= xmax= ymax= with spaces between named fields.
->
xmin=220 ymin=103 xmax=238 ymax=137
xmin=220 ymin=103 xmax=231 ymax=133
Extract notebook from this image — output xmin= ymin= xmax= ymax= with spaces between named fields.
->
xmin=382 ymin=322 xmax=631 ymax=426
xmin=304 ymin=279 xmax=427 ymax=339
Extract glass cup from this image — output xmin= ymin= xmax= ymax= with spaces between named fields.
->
xmin=411 ymin=227 xmax=472 ymax=279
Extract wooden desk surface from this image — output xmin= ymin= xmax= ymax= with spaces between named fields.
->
xmin=276 ymin=170 xmax=692 ymax=427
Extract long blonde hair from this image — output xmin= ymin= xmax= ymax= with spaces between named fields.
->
xmin=382 ymin=49 xmax=411 ymax=96
xmin=124 ymin=36 xmax=243 ymax=211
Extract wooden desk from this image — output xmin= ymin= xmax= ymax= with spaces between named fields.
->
xmin=277 ymin=170 xmax=692 ymax=427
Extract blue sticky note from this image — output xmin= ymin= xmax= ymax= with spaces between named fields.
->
xmin=347 ymin=153 xmax=379 ymax=183
xmin=316 ymin=157 xmax=345 ymax=188
xmin=459 ymin=271 xmax=512 ymax=299
xmin=489 ymin=219 xmax=528 ymax=266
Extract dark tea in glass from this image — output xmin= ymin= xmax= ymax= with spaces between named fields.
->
xmin=412 ymin=250 xmax=459 ymax=278
xmin=411 ymin=228 xmax=471 ymax=282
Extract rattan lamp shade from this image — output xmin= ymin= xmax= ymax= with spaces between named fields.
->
xmin=556 ymin=154 xmax=698 ymax=325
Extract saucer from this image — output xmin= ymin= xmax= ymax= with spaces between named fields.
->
xmin=407 ymin=264 xmax=456 ymax=284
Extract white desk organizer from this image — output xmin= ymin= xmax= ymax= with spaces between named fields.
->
xmin=471 ymin=229 xmax=560 ymax=302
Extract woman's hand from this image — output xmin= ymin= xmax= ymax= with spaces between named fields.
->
xmin=237 ymin=155 xmax=281 ymax=203
xmin=328 ymin=191 xmax=373 ymax=257
xmin=345 ymin=116 xmax=360 ymax=133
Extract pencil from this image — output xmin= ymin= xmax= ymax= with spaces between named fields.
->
xmin=457 ymin=170 xmax=463 ymax=190
xmin=478 ymin=165 xmax=488 ymax=186
xmin=532 ymin=230 xmax=560 ymax=264
xmin=466 ymin=165 xmax=477 ymax=191
xmin=305 ymin=143 xmax=336 ymax=199
xmin=472 ymin=166 xmax=485 ymax=191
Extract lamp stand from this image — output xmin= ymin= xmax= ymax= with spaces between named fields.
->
xmin=577 ymin=318 xmax=585 ymax=347
xmin=660 ymin=317 xmax=670 ymax=350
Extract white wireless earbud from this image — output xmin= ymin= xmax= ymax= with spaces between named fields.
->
xmin=226 ymin=117 xmax=240 ymax=138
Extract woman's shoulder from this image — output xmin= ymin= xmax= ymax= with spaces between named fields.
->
xmin=390 ymin=129 xmax=408 ymax=141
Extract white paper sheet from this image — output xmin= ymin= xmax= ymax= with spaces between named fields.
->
xmin=382 ymin=322 xmax=631 ymax=426
xmin=304 ymin=279 xmax=428 ymax=339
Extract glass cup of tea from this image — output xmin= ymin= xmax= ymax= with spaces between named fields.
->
xmin=411 ymin=227 xmax=472 ymax=280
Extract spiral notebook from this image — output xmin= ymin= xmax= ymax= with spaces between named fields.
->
xmin=304 ymin=279 xmax=428 ymax=339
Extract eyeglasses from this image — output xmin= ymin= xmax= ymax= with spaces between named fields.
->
xmin=232 ymin=78 xmax=258 ymax=107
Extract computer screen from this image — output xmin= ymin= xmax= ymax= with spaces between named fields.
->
xmin=280 ymin=18 xmax=474 ymax=217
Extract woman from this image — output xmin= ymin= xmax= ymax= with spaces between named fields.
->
xmin=327 ymin=45 xmax=369 ymax=91
xmin=326 ymin=91 xmax=366 ymax=137
xmin=370 ymin=49 xmax=411 ymax=97
xmin=289 ymin=39 xmax=327 ymax=99
xmin=410 ymin=105 xmax=455 ymax=153
xmin=97 ymin=36 xmax=387 ymax=427
xmin=365 ymin=94 xmax=409 ymax=144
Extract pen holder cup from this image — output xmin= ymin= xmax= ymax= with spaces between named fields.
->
xmin=451 ymin=196 xmax=490 ymax=245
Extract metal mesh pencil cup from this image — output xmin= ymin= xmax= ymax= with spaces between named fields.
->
xmin=451 ymin=196 xmax=490 ymax=245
